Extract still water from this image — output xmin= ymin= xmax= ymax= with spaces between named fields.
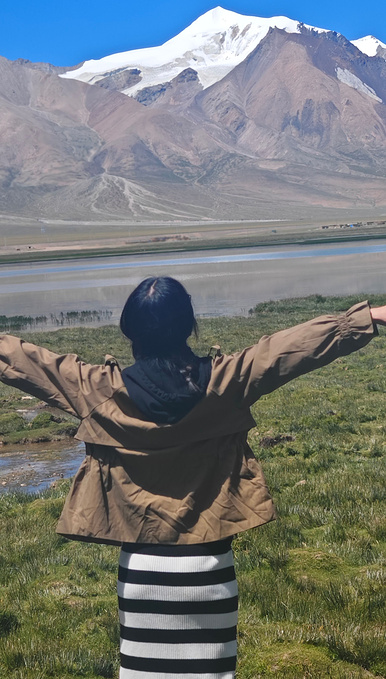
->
xmin=0 ymin=441 xmax=84 ymax=494
xmin=1 ymin=240 xmax=386 ymax=320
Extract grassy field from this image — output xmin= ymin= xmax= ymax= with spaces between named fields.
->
xmin=0 ymin=295 xmax=385 ymax=678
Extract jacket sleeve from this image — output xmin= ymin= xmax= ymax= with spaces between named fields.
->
xmin=0 ymin=336 xmax=117 ymax=419
xmin=211 ymin=301 xmax=377 ymax=407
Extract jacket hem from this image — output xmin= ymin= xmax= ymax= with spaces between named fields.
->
xmin=56 ymin=511 xmax=277 ymax=546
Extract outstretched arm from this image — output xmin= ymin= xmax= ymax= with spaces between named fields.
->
xmin=211 ymin=301 xmax=378 ymax=406
xmin=0 ymin=336 xmax=120 ymax=419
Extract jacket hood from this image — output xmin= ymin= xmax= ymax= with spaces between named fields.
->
xmin=121 ymin=353 xmax=212 ymax=424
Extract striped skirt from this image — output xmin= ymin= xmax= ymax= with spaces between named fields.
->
xmin=118 ymin=538 xmax=238 ymax=679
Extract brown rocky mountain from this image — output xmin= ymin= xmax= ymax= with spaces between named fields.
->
xmin=0 ymin=25 xmax=385 ymax=221
xmin=12 ymin=58 xmax=84 ymax=75
xmin=135 ymin=68 xmax=203 ymax=108
xmin=183 ymin=28 xmax=386 ymax=211
xmin=0 ymin=56 xmax=226 ymax=219
xmin=189 ymin=28 xmax=386 ymax=152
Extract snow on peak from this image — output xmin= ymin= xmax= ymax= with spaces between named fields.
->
xmin=60 ymin=7 xmax=329 ymax=94
xmin=351 ymin=35 xmax=386 ymax=57
xmin=186 ymin=6 xmax=248 ymax=32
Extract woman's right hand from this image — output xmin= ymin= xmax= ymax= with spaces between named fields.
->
xmin=370 ymin=306 xmax=386 ymax=326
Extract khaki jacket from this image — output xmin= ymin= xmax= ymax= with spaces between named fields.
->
xmin=0 ymin=302 xmax=375 ymax=545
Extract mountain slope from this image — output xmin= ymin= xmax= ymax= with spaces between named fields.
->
xmin=188 ymin=28 xmax=386 ymax=156
xmin=0 ymin=55 xmax=219 ymax=220
xmin=1 ymin=10 xmax=386 ymax=222
xmin=0 ymin=56 xmax=230 ymax=219
xmin=183 ymin=27 xmax=386 ymax=212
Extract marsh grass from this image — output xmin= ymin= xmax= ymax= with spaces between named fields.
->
xmin=0 ymin=295 xmax=385 ymax=678
xmin=0 ymin=410 xmax=77 ymax=445
xmin=0 ymin=311 xmax=113 ymax=333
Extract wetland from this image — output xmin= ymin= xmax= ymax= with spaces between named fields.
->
xmin=0 ymin=295 xmax=385 ymax=678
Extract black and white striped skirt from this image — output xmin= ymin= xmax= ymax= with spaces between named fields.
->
xmin=118 ymin=538 xmax=238 ymax=678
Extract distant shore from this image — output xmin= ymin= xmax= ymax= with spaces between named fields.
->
xmin=0 ymin=217 xmax=385 ymax=265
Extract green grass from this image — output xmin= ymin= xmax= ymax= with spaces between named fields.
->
xmin=0 ymin=409 xmax=77 ymax=445
xmin=0 ymin=310 xmax=113 ymax=333
xmin=0 ymin=295 xmax=385 ymax=678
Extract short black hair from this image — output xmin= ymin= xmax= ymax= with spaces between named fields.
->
xmin=120 ymin=277 xmax=197 ymax=359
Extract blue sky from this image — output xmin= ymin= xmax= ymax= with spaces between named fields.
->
xmin=1 ymin=0 xmax=385 ymax=66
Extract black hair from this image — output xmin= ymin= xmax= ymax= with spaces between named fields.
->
xmin=120 ymin=276 xmax=198 ymax=360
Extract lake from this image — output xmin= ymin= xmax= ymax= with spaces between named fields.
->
xmin=1 ymin=240 xmax=386 ymax=323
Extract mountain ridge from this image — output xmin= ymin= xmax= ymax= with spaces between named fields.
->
xmin=0 ymin=9 xmax=386 ymax=222
xmin=60 ymin=7 xmax=385 ymax=101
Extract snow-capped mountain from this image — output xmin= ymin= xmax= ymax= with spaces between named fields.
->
xmin=60 ymin=7 xmax=329 ymax=95
xmin=61 ymin=6 xmax=386 ymax=102
xmin=1 ymin=8 xmax=386 ymax=222
xmin=351 ymin=35 xmax=386 ymax=57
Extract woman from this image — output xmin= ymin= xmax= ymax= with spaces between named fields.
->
xmin=0 ymin=276 xmax=385 ymax=679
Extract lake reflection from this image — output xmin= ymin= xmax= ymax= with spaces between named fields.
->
xmin=1 ymin=240 xmax=386 ymax=320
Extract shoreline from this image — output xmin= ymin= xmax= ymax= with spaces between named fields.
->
xmin=0 ymin=218 xmax=386 ymax=266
